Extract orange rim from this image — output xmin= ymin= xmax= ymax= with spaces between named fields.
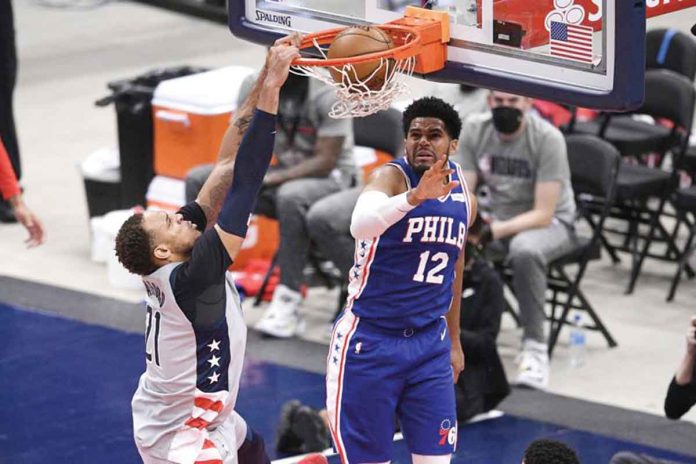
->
xmin=289 ymin=24 xmax=422 ymax=67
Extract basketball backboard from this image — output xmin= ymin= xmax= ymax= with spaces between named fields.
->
xmin=229 ymin=0 xmax=646 ymax=110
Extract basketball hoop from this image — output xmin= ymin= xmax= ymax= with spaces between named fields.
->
xmin=289 ymin=7 xmax=450 ymax=118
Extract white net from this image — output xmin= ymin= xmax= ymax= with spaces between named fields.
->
xmin=291 ymin=37 xmax=416 ymax=118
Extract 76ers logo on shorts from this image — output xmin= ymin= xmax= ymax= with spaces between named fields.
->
xmin=438 ymin=419 xmax=457 ymax=449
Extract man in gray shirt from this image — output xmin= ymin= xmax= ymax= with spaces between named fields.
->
xmin=186 ymin=73 xmax=356 ymax=338
xmin=454 ymin=90 xmax=576 ymax=390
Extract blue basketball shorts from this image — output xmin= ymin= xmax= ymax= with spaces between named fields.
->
xmin=325 ymin=310 xmax=457 ymax=464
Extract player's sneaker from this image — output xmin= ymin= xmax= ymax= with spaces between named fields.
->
xmin=513 ymin=339 xmax=549 ymax=391
xmin=255 ymin=284 xmax=305 ymax=338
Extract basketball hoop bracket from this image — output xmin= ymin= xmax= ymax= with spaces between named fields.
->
xmin=390 ymin=6 xmax=450 ymax=75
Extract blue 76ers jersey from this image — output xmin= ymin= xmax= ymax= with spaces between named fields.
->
xmin=346 ymin=157 xmax=471 ymax=329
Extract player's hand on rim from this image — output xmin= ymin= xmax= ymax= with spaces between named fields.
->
xmin=264 ymin=36 xmax=302 ymax=89
xmin=276 ymin=32 xmax=302 ymax=48
xmin=408 ymin=158 xmax=458 ymax=205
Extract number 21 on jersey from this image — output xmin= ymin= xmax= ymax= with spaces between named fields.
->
xmin=145 ymin=305 xmax=162 ymax=366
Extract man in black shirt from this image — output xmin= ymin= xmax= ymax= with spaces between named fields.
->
xmin=456 ymin=215 xmax=510 ymax=421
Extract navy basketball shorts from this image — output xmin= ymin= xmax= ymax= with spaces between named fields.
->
xmin=326 ymin=310 xmax=457 ymax=463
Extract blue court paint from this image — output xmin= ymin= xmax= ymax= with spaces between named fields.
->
xmin=1 ymin=303 xmax=695 ymax=463
xmin=0 ymin=303 xmax=325 ymax=463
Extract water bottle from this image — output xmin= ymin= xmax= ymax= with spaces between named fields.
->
xmin=569 ymin=314 xmax=586 ymax=368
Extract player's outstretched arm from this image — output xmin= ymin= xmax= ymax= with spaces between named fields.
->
xmin=213 ymin=41 xmax=300 ymax=261
xmin=196 ymin=34 xmax=302 ymax=226
xmin=350 ymin=158 xmax=458 ymax=240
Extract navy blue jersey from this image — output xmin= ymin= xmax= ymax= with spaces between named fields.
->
xmin=347 ymin=157 xmax=471 ymax=329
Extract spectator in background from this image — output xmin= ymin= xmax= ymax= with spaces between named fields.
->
xmin=185 ymin=73 xmax=356 ymax=338
xmin=609 ymin=315 xmax=696 ymax=464
xmin=522 ymin=439 xmax=580 ymax=464
xmin=0 ymin=0 xmax=22 ymax=222
xmin=455 ymin=90 xmax=576 ymax=391
xmin=275 ymin=400 xmax=331 ymax=456
xmin=306 ymin=186 xmax=358 ymax=309
xmin=456 ymin=213 xmax=510 ymax=422
xmin=0 ymin=136 xmax=43 ymax=247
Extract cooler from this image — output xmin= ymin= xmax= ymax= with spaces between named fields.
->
xmin=146 ymin=175 xmax=186 ymax=212
xmin=152 ymin=65 xmax=255 ymax=179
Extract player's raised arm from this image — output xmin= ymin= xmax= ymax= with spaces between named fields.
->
xmin=350 ymin=158 xmax=458 ymax=240
xmin=213 ymin=41 xmax=300 ymax=260
xmin=196 ymin=34 xmax=302 ymax=226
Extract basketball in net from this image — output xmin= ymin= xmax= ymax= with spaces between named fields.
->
xmin=327 ymin=26 xmax=395 ymax=91
xmin=289 ymin=6 xmax=449 ymax=117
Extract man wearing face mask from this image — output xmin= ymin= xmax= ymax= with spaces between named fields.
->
xmin=454 ymin=91 xmax=576 ymax=390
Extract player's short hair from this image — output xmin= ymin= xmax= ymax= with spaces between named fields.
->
xmin=402 ymin=96 xmax=462 ymax=140
xmin=523 ymin=439 xmax=580 ymax=464
xmin=115 ymin=214 xmax=156 ymax=276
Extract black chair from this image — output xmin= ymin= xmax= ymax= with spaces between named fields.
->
xmin=646 ymin=28 xmax=696 ymax=80
xmin=666 ymin=185 xmax=696 ymax=301
xmin=666 ymin=145 xmax=696 ymax=301
xmin=545 ymin=134 xmax=621 ymax=355
xmin=570 ymin=69 xmax=696 ymax=294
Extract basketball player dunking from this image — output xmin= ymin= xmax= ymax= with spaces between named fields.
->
xmin=326 ymin=97 xmax=475 ymax=464
xmin=114 ymin=39 xmax=300 ymax=464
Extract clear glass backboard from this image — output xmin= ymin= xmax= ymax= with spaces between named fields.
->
xmin=229 ymin=0 xmax=648 ymax=110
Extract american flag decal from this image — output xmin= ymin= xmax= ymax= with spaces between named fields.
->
xmin=550 ymin=21 xmax=593 ymax=63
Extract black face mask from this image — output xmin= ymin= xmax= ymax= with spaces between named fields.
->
xmin=491 ymin=106 xmax=523 ymax=134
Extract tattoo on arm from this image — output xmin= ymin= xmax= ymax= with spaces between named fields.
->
xmin=234 ymin=114 xmax=252 ymax=134
xmin=199 ymin=169 xmax=234 ymax=226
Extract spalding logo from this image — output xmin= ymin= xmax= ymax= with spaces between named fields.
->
xmin=255 ymin=10 xmax=292 ymax=28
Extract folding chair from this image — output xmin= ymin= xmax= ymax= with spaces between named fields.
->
xmin=666 ymin=145 xmax=696 ymax=301
xmin=545 ymin=134 xmax=621 ymax=355
xmin=570 ymin=69 xmax=696 ymax=294
xmin=646 ymin=28 xmax=696 ymax=80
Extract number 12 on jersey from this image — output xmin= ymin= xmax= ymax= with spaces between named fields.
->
xmin=145 ymin=305 xmax=161 ymax=366
xmin=413 ymin=251 xmax=449 ymax=284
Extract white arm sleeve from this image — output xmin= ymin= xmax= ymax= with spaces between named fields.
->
xmin=350 ymin=190 xmax=416 ymax=240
